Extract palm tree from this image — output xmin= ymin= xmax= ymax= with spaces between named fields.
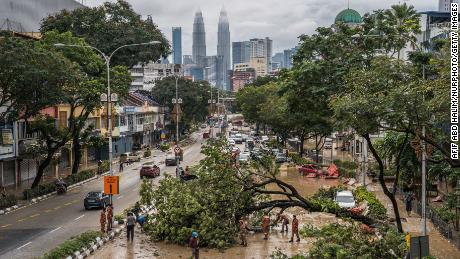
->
xmin=384 ymin=3 xmax=421 ymax=59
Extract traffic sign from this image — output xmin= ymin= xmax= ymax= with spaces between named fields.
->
xmin=104 ymin=176 xmax=119 ymax=195
xmin=174 ymin=146 xmax=181 ymax=154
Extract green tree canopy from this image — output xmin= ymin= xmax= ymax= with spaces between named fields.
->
xmin=40 ymin=0 xmax=169 ymax=68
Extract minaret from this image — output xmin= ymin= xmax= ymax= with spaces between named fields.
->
xmin=217 ymin=7 xmax=230 ymax=90
xmin=192 ymin=9 xmax=206 ymax=67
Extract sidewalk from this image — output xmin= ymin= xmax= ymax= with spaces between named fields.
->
xmin=5 ymin=148 xmax=165 ymax=200
xmin=369 ymin=181 xmax=460 ymax=259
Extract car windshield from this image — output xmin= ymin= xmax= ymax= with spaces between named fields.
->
xmin=87 ymin=192 xmax=101 ymax=198
xmin=336 ymin=196 xmax=354 ymax=203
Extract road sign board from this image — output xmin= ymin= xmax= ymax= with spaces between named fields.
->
xmin=110 ymin=93 xmax=118 ymax=102
xmin=100 ymin=93 xmax=108 ymax=102
xmin=174 ymin=146 xmax=181 ymax=154
xmin=104 ymin=176 xmax=119 ymax=195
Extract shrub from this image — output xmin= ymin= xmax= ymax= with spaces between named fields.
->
xmin=64 ymin=170 xmax=95 ymax=186
xmin=296 ymin=223 xmax=407 ymax=259
xmin=144 ymin=148 xmax=152 ymax=158
xmin=23 ymin=183 xmax=56 ymax=200
xmin=41 ymin=230 xmax=102 ymax=259
xmin=0 ymin=194 xmax=17 ymax=210
xmin=22 ymin=170 xmax=95 ymax=200
xmin=354 ymin=187 xmax=387 ymax=220
xmin=99 ymin=161 xmax=110 ymax=173
xmin=159 ymin=143 xmax=170 ymax=152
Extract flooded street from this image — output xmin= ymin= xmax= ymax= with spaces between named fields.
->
xmin=93 ymin=166 xmax=341 ymax=259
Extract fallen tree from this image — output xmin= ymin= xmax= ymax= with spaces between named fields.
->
xmin=141 ymin=139 xmax=385 ymax=248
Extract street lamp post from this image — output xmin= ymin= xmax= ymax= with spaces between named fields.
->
xmin=54 ymin=41 xmax=161 ymax=204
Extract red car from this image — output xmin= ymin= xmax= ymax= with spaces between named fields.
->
xmin=140 ymin=163 xmax=160 ymax=178
xmin=298 ymin=164 xmax=323 ymax=177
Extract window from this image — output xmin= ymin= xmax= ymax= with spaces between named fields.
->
xmin=59 ymin=111 xmax=68 ymax=128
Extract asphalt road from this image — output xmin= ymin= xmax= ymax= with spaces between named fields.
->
xmin=0 ymin=129 xmax=207 ymax=259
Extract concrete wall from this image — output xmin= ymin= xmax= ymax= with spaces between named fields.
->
xmin=0 ymin=0 xmax=83 ymax=32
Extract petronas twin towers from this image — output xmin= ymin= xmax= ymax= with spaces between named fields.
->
xmin=192 ymin=8 xmax=230 ymax=90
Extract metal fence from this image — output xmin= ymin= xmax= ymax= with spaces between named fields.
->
xmin=390 ymin=187 xmax=460 ymax=250
xmin=411 ymin=198 xmax=460 ymax=250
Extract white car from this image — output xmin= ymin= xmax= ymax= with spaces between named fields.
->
xmin=229 ymin=139 xmax=236 ymax=145
xmin=335 ymin=190 xmax=356 ymax=209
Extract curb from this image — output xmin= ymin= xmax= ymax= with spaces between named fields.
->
xmin=64 ymin=204 xmax=154 ymax=259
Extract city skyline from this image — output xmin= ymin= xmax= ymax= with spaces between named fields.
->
xmin=88 ymin=0 xmax=437 ymax=56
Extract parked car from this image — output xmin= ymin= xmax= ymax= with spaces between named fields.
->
xmin=140 ymin=162 xmax=160 ymax=178
xmin=335 ymin=190 xmax=356 ymax=209
xmin=165 ymin=155 xmax=177 ymax=166
xmin=234 ymin=134 xmax=243 ymax=144
xmin=120 ymin=152 xmax=142 ymax=163
xmin=275 ymin=153 xmax=288 ymax=163
xmin=298 ymin=164 xmax=323 ymax=176
xmin=201 ymin=124 xmax=207 ymax=129
xmin=228 ymin=139 xmax=236 ymax=146
xmin=84 ymin=191 xmax=110 ymax=210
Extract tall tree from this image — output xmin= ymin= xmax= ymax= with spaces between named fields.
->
xmin=0 ymin=34 xmax=73 ymax=122
xmin=39 ymin=31 xmax=131 ymax=175
xmin=40 ymin=0 xmax=169 ymax=68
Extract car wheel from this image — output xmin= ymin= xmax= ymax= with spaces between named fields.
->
xmin=84 ymin=206 xmax=89 ymax=210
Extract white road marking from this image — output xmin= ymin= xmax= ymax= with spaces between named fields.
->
xmin=49 ymin=226 xmax=62 ymax=233
xmin=116 ymin=195 xmax=124 ymax=200
xmin=74 ymin=214 xmax=85 ymax=221
xmin=17 ymin=242 xmax=31 ymax=250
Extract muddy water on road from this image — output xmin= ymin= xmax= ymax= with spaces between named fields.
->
xmin=155 ymin=166 xmax=340 ymax=259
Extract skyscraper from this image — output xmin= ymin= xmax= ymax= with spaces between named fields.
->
xmin=192 ymin=10 xmax=206 ymax=67
xmin=250 ymin=37 xmax=273 ymax=72
xmin=172 ymin=27 xmax=182 ymax=64
xmin=232 ymin=41 xmax=251 ymax=68
xmin=217 ymin=7 xmax=231 ymax=90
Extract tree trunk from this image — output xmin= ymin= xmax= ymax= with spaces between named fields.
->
xmin=363 ymin=134 xmax=404 ymax=233
xmin=71 ymin=135 xmax=82 ymax=175
xmin=31 ymin=152 xmax=53 ymax=188
xmin=299 ymin=135 xmax=305 ymax=156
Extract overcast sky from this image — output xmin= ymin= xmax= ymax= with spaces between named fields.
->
xmin=86 ymin=0 xmax=436 ymax=56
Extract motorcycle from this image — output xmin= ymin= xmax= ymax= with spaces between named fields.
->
xmin=55 ymin=179 xmax=67 ymax=195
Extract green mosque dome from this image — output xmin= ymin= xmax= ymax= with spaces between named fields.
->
xmin=335 ymin=8 xmax=363 ymax=24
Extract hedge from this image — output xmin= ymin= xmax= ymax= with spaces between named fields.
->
xmin=0 ymin=194 xmax=17 ymax=210
xmin=41 ymin=230 xmax=102 ymax=259
xmin=354 ymin=187 xmax=387 ymax=220
xmin=23 ymin=169 xmax=96 ymax=200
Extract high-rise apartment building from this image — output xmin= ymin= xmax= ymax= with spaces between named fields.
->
xmin=172 ymin=27 xmax=182 ymax=64
xmin=217 ymin=8 xmax=231 ymax=91
xmin=439 ymin=0 xmax=457 ymax=12
xmin=232 ymin=41 xmax=251 ymax=68
xmin=192 ymin=10 xmax=206 ymax=67
xmin=250 ymin=37 xmax=273 ymax=72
